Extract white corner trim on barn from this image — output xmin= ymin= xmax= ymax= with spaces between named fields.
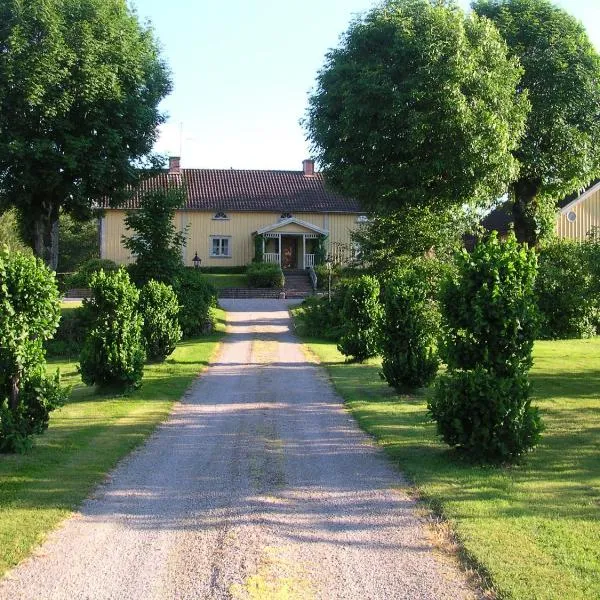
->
xmin=560 ymin=180 xmax=600 ymax=215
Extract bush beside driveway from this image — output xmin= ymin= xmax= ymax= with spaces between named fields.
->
xmin=299 ymin=334 xmax=600 ymax=600
xmin=0 ymin=309 xmax=226 ymax=578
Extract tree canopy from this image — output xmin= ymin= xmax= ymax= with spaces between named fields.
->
xmin=0 ymin=0 xmax=171 ymax=268
xmin=351 ymin=205 xmax=470 ymax=273
xmin=305 ymin=0 xmax=528 ymax=227
xmin=473 ymin=0 xmax=600 ymax=244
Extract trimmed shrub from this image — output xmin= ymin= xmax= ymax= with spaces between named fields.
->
xmin=46 ymin=307 xmax=87 ymax=358
xmin=379 ymin=262 xmax=440 ymax=392
xmin=79 ymin=269 xmax=145 ymax=390
xmin=293 ymin=284 xmax=348 ymax=340
xmin=0 ymin=248 xmax=67 ymax=452
xmin=429 ymin=233 xmax=543 ymax=463
xmin=535 ymin=239 xmax=598 ymax=339
xmin=173 ymin=269 xmax=217 ymax=338
xmin=66 ymin=258 xmax=118 ymax=289
xmin=432 ymin=368 xmax=541 ymax=460
xmin=247 ymin=262 xmax=284 ymax=288
xmin=139 ymin=281 xmax=182 ymax=361
xmin=338 ymin=275 xmax=382 ymax=362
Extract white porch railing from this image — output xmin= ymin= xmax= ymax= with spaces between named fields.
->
xmin=264 ymin=253 xmax=280 ymax=264
xmin=304 ymin=254 xmax=315 ymax=268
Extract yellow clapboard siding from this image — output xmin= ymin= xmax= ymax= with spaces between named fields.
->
xmin=102 ymin=210 xmax=362 ymax=267
xmin=556 ymin=186 xmax=600 ymax=241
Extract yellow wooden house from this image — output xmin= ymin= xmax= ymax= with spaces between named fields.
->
xmin=555 ymin=180 xmax=600 ymax=240
xmin=482 ymin=179 xmax=600 ymax=240
xmin=100 ymin=158 xmax=365 ymax=269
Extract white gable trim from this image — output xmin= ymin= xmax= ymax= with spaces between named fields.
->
xmin=560 ymin=181 xmax=600 ymax=215
xmin=256 ymin=217 xmax=328 ymax=236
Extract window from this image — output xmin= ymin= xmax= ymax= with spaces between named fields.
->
xmin=567 ymin=211 xmax=577 ymax=223
xmin=213 ymin=211 xmax=229 ymax=220
xmin=356 ymin=215 xmax=369 ymax=224
xmin=280 ymin=212 xmax=293 ymax=220
xmin=210 ymin=236 xmax=231 ymax=257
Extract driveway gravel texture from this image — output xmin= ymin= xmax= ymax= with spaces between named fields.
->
xmin=0 ymin=299 xmax=476 ymax=600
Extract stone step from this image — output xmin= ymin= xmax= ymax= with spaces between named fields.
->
xmin=283 ymin=268 xmax=313 ymax=298
xmin=218 ymin=288 xmax=284 ymax=299
xmin=283 ymin=269 xmax=309 ymax=276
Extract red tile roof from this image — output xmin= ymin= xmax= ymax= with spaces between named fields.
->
xmin=107 ymin=169 xmax=362 ymax=214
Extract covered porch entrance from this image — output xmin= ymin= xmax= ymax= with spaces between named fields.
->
xmin=256 ymin=217 xmax=327 ymax=270
xmin=264 ymin=234 xmax=319 ymax=269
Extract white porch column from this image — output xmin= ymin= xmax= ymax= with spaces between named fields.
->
xmin=278 ymin=234 xmax=282 ymax=266
xmin=302 ymin=235 xmax=306 ymax=269
xmin=262 ymin=236 xmax=265 ymax=258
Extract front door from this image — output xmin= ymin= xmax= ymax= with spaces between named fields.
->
xmin=281 ymin=237 xmax=297 ymax=269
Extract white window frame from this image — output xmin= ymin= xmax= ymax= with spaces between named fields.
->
xmin=209 ymin=236 xmax=232 ymax=258
xmin=212 ymin=211 xmax=229 ymax=220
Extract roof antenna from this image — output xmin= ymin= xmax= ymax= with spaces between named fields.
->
xmin=179 ymin=122 xmax=183 ymax=158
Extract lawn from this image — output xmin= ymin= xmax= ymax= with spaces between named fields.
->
xmin=0 ymin=308 xmax=226 ymax=578
xmin=299 ymin=334 xmax=600 ymax=600
xmin=60 ymin=300 xmax=82 ymax=309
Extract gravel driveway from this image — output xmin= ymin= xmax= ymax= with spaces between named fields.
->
xmin=0 ymin=299 xmax=475 ymax=600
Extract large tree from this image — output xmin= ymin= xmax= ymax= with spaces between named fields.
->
xmin=473 ymin=0 xmax=600 ymax=245
xmin=0 ymin=0 xmax=171 ymax=269
xmin=305 ymin=0 xmax=528 ymax=244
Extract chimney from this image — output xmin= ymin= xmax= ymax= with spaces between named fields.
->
xmin=168 ymin=156 xmax=181 ymax=175
xmin=302 ymin=159 xmax=315 ymax=177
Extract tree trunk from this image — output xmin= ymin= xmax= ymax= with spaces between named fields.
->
xmin=33 ymin=201 xmax=60 ymax=270
xmin=10 ymin=374 xmax=20 ymax=412
xmin=512 ymin=179 xmax=541 ymax=247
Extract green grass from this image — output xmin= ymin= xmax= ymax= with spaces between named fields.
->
xmin=203 ymin=273 xmax=248 ymax=288
xmin=299 ymin=335 xmax=600 ymax=600
xmin=60 ymin=300 xmax=82 ymax=309
xmin=0 ymin=307 xmax=226 ymax=578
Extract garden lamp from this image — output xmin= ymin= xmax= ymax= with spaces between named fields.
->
xmin=193 ymin=252 xmax=201 ymax=269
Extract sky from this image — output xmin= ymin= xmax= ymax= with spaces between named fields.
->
xmin=133 ymin=0 xmax=600 ymax=171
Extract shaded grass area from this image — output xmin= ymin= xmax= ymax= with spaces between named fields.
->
xmin=301 ymin=336 xmax=600 ymax=600
xmin=203 ymin=273 xmax=248 ymax=289
xmin=0 ymin=308 xmax=226 ymax=578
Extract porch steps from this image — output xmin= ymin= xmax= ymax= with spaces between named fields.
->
xmin=284 ymin=269 xmax=314 ymax=299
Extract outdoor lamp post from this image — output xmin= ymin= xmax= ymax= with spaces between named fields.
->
xmin=325 ymin=255 xmax=333 ymax=302
xmin=193 ymin=252 xmax=201 ymax=269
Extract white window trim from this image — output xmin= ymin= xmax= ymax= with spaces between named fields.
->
xmin=212 ymin=212 xmax=230 ymax=220
xmin=209 ymin=235 xmax=232 ymax=258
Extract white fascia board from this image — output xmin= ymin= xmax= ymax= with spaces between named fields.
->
xmin=560 ymin=180 xmax=600 ymax=215
xmin=256 ymin=217 xmax=329 ymax=236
